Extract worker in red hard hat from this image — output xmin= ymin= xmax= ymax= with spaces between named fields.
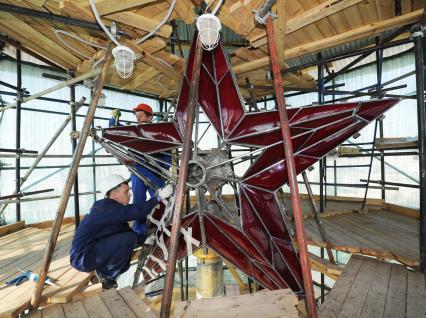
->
xmin=109 ymin=103 xmax=154 ymax=127
xmin=109 ymin=104 xmax=171 ymax=244
xmin=133 ymin=103 xmax=153 ymax=124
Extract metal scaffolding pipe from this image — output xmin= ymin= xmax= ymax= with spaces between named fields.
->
xmin=0 ymin=97 xmax=85 ymax=216
xmin=0 ymin=191 xmax=98 ymax=204
xmin=70 ymin=82 xmax=81 ymax=228
xmin=15 ymin=48 xmax=21 ymax=221
xmin=413 ymin=30 xmax=426 ymax=272
xmin=30 ymin=44 xmax=113 ymax=309
xmin=160 ymin=37 xmax=203 ymax=318
xmin=265 ymin=16 xmax=318 ymax=318
xmin=301 ymin=172 xmax=335 ymax=264
xmin=0 ymin=69 xmax=99 ymax=112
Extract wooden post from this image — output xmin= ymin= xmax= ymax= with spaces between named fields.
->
xmin=301 ymin=171 xmax=336 ymax=264
xmin=160 ymin=37 xmax=203 ymax=318
xmin=30 ymin=44 xmax=113 ymax=309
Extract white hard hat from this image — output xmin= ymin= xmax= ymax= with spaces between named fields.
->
xmin=101 ymin=174 xmax=129 ymax=198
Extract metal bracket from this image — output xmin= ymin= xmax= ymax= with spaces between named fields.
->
xmin=411 ymin=30 xmax=424 ymax=39
xmin=253 ymin=9 xmax=277 ymax=25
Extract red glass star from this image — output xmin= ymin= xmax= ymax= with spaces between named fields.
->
xmin=102 ymin=38 xmax=399 ymax=295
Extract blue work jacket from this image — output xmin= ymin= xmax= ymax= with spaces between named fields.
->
xmin=70 ymin=198 xmax=157 ymax=263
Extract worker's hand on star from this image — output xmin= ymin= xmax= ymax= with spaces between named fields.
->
xmin=112 ymin=109 xmax=121 ymax=119
xmin=158 ymin=184 xmax=174 ymax=201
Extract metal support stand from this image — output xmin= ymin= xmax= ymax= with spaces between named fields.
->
xmin=30 ymin=44 xmax=113 ymax=309
xmin=70 ymin=80 xmax=80 ymax=228
xmin=361 ymin=120 xmax=379 ymax=210
xmin=414 ymin=30 xmax=426 ymax=272
xmin=15 ymin=48 xmax=21 ymax=221
xmin=160 ymin=37 xmax=203 ymax=318
xmin=302 ymin=171 xmax=335 ymax=265
xmin=376 ymin=39 xmax=386 ymax=201
xmin=265 ymin=16 xmax=318 ymax=318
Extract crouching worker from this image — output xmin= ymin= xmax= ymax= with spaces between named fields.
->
xmin=70 ymin=174 xmax=173 ymax=289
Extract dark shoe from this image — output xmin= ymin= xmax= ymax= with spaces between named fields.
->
xmin=95 ymin=270 xmax=118 ymax=290
xmin=102 ymin=278 xmax=118 ymax=290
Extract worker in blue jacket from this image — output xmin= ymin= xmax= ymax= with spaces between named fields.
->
xmin=109 ymin=103 xmax=171 ymax=243
xmin=70 ymin=174 xmax=173 ymax=289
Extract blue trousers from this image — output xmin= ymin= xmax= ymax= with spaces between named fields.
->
xmin=85 ymin=231 xmax=137 ymax=280
xmin=131 ymin=164 xmax=164 ymax=239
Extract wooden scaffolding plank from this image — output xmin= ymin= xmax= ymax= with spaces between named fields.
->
xmin=319 ymin=255 xmax=363 ymax=317
xmin=0 ymin=230 xmax=73 ymax=284
xmin=0 ymin=221 xmax=25 ymax=237
xmin=62 ymin=301 xmax=89 ymax=318
xmin=117 ymin=287 xmax=156 ymax=318
xmin=41 ymin=304 xmax=66 ymax=318
xmin=406 ymin=270 xmax=426 ymax=318
xmin=99 ymin=289 xmax=137 ymax=318
xmin=82 ymin=294 xmax=114 ymax=318
xmin=382 ymin=264 xmax=407 ymax=318
xmin=338 ymin=257 xmax=378 ymax=318
xmin=172 ymin=289 xmax=298 ymax=317
xmin=47 ymin=269 xmax=93 ymax=304
xmin=359 ymin=261 xmax=392 ymax=318
xmin=0 ymin=228 xmax=39 ymax=247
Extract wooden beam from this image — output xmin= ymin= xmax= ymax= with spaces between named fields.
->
xmin=284 ymin=8 xmax=423 ymax=59
xmin=105 ymin=11 xmax=172 ymax=39
xmin=166 ymin=0 xmax=195 ymax=24
xmin=59 ymin=0 xmax=95 ymax=22
xmin=0 ymin=221 xmax=25 ymax=237
xmin=0 ymin=12 xmax=80 ymax=67
xmin=88 ymin=0 xmax=156 ymax=15
xmin=250 ymin=0 xmax=370 ymax=48
xmin=234 ymin=9 xmax=424 ymax=74
xmin=272 ymin=0 xmax=287 ymax=67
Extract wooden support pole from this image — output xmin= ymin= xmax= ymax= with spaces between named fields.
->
xmin=159 ymin=37 xmax=203 ymax=318
xmin=30 ymin=44 xmax=113 ymax=309
xmin=301 ymin=171 xmax=336 ymax=264
xmin=265 ymin=16 xmax=318 ymax=318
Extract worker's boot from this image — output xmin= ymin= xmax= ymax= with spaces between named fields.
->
xmin=95 ymin=270 xmax=118 ymax=290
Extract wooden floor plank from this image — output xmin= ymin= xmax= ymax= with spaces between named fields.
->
xmin=0 ymin=235 xmax=72 ymax=284
xmin=117 ymin=287 xmax=156 ymax=318
xmin=99 ymin=289 xmax=138 ymax=318
xmin=319 ymin=255 xmax=364 ymax=318
xmin=21 ymin=309 xmax=41 ymax=318
xmin=368 ymin=212 xmax=419 ymax=236
xmin=337 ymin=215 xmax=417 ymax=260
xmin=383 ymin=264 xmax=407 ymax=318
xmin=42 ymin=304 xmax=66 ymax=318
xmin=406 ymin=270 xmax=426 ymax=318
xmin=82 ymin=294 xmax=114 ymax=318
xmin=0 ymin=221 xmax=25 ymax=237
xmin=62 ymin=301 xmax=89 ymax=318
xmin=359 ymin=261 xmax=392 ymax=318
xmin=0 ymin=228 xmax=38 ymax=247
xmin=338 ymin=257 xmax=378 ymax=318
xmin=48 ymin=270 xmax=93 ymax=304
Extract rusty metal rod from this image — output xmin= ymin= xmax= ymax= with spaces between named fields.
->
xmin=301 ymin=171 xmax=336 ymax=264
xmin=159 ymin=37 xmax=204 ymax=318
xmin=30 ymin=44 xmax=113 ymax=309
xmin=265 ymin=16 xmax=318 ymax=317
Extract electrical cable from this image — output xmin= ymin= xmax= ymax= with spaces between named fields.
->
xmin=54 ymin=29 xmax=107 ymax=60
xmin=89 ymin=0 xmax=120 ymax=47
xmin=135 ymin=0 xmax=177 ymax=45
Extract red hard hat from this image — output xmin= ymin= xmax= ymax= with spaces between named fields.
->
xmin=133 ymin=103 xmax=153 ymax=115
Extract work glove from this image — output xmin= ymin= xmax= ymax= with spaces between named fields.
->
xmin=157 ymin=184 xmax=174 ymax=201
xmin=112 ymin=109 xmax=121 ymax=119
xmin=5 ymin=271 xmax=31 ymax=286
xmin=5 ymin=271 xmax=58 ymax=287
